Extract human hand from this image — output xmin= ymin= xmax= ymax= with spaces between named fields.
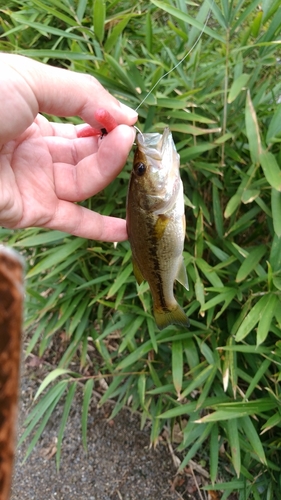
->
xmin=0 ymin=53 xmax=138 ymax=241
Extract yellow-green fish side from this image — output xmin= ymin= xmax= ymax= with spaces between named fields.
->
xmin=127 ymin=127 xmax=189 ymax=330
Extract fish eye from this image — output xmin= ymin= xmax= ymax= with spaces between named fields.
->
xmin=134 ymin=162 xmax=146 ymax=176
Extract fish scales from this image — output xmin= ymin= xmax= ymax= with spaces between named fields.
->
xmin=126 ymin=127 xmax=189 ymax=330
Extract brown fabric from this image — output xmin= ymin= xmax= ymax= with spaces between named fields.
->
xmin=0 ymin=248 xmax=23 ymax=500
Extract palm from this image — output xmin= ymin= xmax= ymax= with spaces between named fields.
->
xmin=1 ymin=116 xmax=133 ymax=240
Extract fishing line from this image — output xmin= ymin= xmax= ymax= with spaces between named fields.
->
xmin=134 ymin=5 xmax=213 ymax=113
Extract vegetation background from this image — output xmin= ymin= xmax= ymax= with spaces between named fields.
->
xmin=1 ymin=0 xmax=281 ymax=498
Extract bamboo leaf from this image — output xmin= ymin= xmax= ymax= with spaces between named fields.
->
xmin=23 ymin=387 xmax=67 ymax=463
xmin=93 ymin=0 xmax=106 ymax=43
xmin=240 ymin=416 xmax=267 ymax=465
xmin=228 ymin=73 xmax=250 ymax=103
xmin=82 ymin=379 xmax=94 ymax=451
xmin=271 ymin=188 xmax=281 ymax=237
xmin=138 ymin=373 xmax=146 ymax=409
xmin=35 ymin=368 xmax=72 ymax=400
xmin=172 ymin=340 xmax=183 ymax=397
xmin=227 ymin=418 xmax=241 ymax=477
xmin=180 ymin=365 xmax=214 ymax=400
xmin=270 ymin=234 xmax=281 ymax=271
xmin=235 ymin=295 xmax=270 ymax=342
xmin=107 ymin=263 xmax=133 ymax=298
xmin=266 ymin=103 xmax=281 ymax=144
xmin=13 ymin=230 xmax=66 ymax=247
xmin=224 ymin=193 xmax=241 ymax=218
xmin=261 ymin=412 xmax=281 ymax=435
xmin=104 ymin=15 xmax=131 ymax=52
xmin=56 ymin=382 xmax=77 ymax=470
xmin=116 ymin=339 xmax=153 ymax=370
xmin=26 ymin=238 xmax=85 ymax=278
xmin=150 ymin=0 xmax=224 ymax=42
xmin=236 ymin=245 xmax=267 ymax=282
xmin=245 ymin=90 xmax=262 ymax=164
xmin=259 ymin=151 xmax=281 ymax=191
xmin=209 ymin=423 xmax=219 ymax=484
xmin=104 ymin=54 xmax=137 ymax=93
xmin=244 ymin=359 xmax=271 ymax=400
xmin=145 ymin=11 xmax=153 ymax=52
xmin=212 ymin=183 xmax=223 ymax=238
xmin=256 ymin=294 xmax=278 ymax=345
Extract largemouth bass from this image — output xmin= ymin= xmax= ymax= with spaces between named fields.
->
xmin=126 ymin=127 xmax=189 ymax=330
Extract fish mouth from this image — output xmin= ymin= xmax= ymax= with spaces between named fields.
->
xmin=136 ymin=127 xmax=173 ymax=161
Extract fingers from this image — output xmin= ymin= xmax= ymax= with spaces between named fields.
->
xmin=46 ymin=201 xmax=128 ymax=241
xmin=0 ymin=54 xmax=138 ymax=129
xmin=53 ymin=125 xmax=135 ymax=202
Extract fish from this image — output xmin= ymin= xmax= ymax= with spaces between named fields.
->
xmin=126 ymin=127 xmax=189 ymax=330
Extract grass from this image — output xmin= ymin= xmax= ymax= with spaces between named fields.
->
xmin=1 ymin=0 xmax=281 ymax=498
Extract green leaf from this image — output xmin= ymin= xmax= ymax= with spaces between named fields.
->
xmin=93 ymin=0 xmax=106 ymax=43
xmin=200 ymin=288 xmax=236 ymax=312
xmin=116 ymin=339 xmax=153 ymax=370
xmin=180 ymin=364 xmax=215 ymax=400
xmin=35 ymin=368 xmax=72 ymax=400
xmin=235 ymin=294 xmax=270 ymax=342
xmin=245 ymin=90 xmax=262 ymax=164
xmin=228 ymin=73 xmax=250 ymax=103
xmin=272 ymin=188 xmax=281 ymax=237
xmin=259 ymin=151 xmax=281 ymax=191
xmin=179 ymin=423 xmax=214 ymax=470
xmin=236 ymin=245 xmax=267 ymax=282
xmin=261 ymin=412 xmax=281 ymax=435
xmin=82 ymin=379 xmax=94 ymax=451
xmin=56 ymin=382 xmax=77 ymax=470
xmin=209 ymin=423 xmax=219 ymax=484
xmin=19 ymin=381 xmax=68 ymax=449
xmin=145 ymin=11 xmax=152 ymax=52
xmin=212 ymin=183 xmax=223 ymax=238
xmin=227 ymin=418 xmax=241 ymax=477
xmin=244 ymin=358 xmax=272 ymax=400
xmin=104 ymin=54 xmax=136 ymax=93
xmin=256 ymin=294 xmax=278 ymax=345
xmin=224 ymin=193 xmax=241 ymax=218
xmin=150 ymin=0 xmax=224 ymax=42
xmin=270 ymin=234 xmax=281 ymax=271
xmin=138 ymin=373 xmax=146 ymax=409
xmin=13 ymin=230 xmax=66 ymax=247
xmin=23 ymin=386 xmax=67 ymax=462
xmin=240 ymin=416 xmax=267 ymax=465
xmin=241 ymin=189 xmax=260 ymax=204
xmin=172 ymin=340 xmax=183 ymax=397
xmin=76 ymin=0 xmax=88 ymax=22
xmin=104 ymin=16 xmax=131 ymax=52
xmin=266 ymin=103 xmax=281 ymax=144
xmin=107 ymin=263 xmax=133 ymax=298
xmin=26 ymin=238 xmax=85 ymax=278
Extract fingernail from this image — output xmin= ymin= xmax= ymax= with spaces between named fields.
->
xmin=119 ymin=102 xmax=138 ymax=120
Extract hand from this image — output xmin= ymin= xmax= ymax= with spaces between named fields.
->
xmin=0 ymin=53 xmax=138 ymax=241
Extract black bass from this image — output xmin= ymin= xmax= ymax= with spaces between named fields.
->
xmin=126 ymin=127 xmax=189 ymax=330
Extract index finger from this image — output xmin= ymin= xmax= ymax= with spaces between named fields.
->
xmin=0 ymin=54 xmax=138 ymax=130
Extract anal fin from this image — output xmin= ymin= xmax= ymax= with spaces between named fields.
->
xmin=176 ymin=258 xmax=189 ymax=291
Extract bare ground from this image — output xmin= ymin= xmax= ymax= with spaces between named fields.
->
xmin=11 ymin=364 xmax=209 ymax=500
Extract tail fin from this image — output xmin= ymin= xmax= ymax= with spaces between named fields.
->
xmin=154 ymin=303 xmax=190 ymax=330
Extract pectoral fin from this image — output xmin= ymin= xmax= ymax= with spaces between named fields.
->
xmin=176 ymin=258 xmax=189 ymax=291
xmin=132 ymin=257 xmax=145 ymax=285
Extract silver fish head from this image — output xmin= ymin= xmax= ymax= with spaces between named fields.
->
xmin=132 ymin=127 xmax=182 ymax=212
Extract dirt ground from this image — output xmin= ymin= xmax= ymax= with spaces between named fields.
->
xmin=11 ymin=365 xmax=209 ymax=500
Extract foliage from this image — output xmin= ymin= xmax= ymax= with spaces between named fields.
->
xmin=1 ymin=0 xmax=281 ymax=497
